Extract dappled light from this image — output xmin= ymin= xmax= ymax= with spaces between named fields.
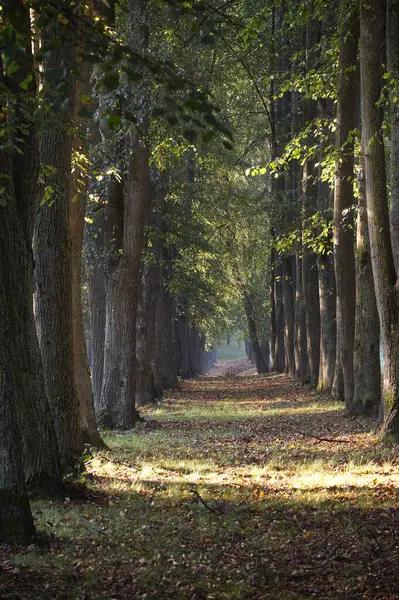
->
xmin=3 ymin=367 xmax=399 ymax=599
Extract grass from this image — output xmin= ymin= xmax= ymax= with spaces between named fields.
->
xmin=215 ymin=342 xmax=248 ymax=361
xmin=2 ymin=369 xmax=399 ymax=599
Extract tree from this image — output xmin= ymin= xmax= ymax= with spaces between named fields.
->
xmin=333 ymin=0 xmax=358 ymax=412
xmin=360 ymin=0 xmax=399 ymax=437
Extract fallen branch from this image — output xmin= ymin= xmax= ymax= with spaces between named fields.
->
xmin=289 ymin=428 xmax=350 ymax=444
xmin=190 ymin=488 xmax=220 ymax=515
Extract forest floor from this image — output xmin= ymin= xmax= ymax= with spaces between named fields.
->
xmin=2 ymin=361 xmax=399 ymax=599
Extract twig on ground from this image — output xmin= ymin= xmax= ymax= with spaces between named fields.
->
xmin=289 ymin=428 xmax=350 ymax=444
xmin=190 ymin=488 xmax=220 ymax=515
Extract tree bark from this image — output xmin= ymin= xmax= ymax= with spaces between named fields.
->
xmin=87 ymin=227 xmax=106 ymax=411
xmin=243 ymin=291 xmax=268 ymax=374
xmin=283 ymin=256 xmax=295 ymax=376
xmin=0 ymin=285 xmax=35 ymax=543
xmin=155 ymin=256 xmax=178 ymax=390
xmin=333 ymin=1 xmax=358 ymax=411
xmin=317 ymin=253 xmax=336 ymax=392
xmin=99 ymin=0 xmax=151 ymax=428
xmin=34 ymin=5 xmax=84 ymax=467
xmin=176 ymin=297 xmax=193 ymax=379
xmin=353 ymin=154 xmax=381 ymax=415
xmin=387 ymin=0 xmax=399 ymax=272
xmin=301 ymin=19 xmax=321 ymax=387
xmin=270 ymin=248 xmax=277 ymax=370
xmin=136 ymin=199 xmax=163 ymax=406
xmin=294 ymin=248 xmax=308 ymax=378
xmin=360 ymin=0 xmax=399 ymax=437
xmin=274 ymin=256 xmax=286 ymax=372
xmin=69 ymin=50 xmax=104 ymax=447
xmin=0 ymin=6 xmax=62 ymax=490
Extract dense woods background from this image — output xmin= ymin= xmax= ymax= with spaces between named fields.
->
xmin=1 ymin=0 xmax=399 ymax=546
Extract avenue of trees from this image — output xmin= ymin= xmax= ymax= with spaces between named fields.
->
xmin=1 ymin=0 xmax=399 ymax=543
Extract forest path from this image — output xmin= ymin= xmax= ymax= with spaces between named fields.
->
xmin=3 ymin=371 xmax=399 ymax=599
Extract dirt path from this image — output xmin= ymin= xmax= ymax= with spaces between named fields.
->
xmin=2 ymin=372 xmax=399 ymax=599
xmin=204 ymin=358 xmax=256 ymax=378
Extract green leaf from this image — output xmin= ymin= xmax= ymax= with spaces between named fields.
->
xmin=44 ymin=66 xmax=67 ymax=82
xmin=20 ymin=74 xmax=33 ymax=90
xmin=8 ymin=60 xmax=20 ymax=76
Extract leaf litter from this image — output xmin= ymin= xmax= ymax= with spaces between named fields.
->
xmin=1 ymin=359 xmax=399 ymax=599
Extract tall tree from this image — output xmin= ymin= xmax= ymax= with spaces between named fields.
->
xmin=360 ymin=0 xmax=399 ymax=437
xmin=34 ymin=3 xmax=84 ymax=466
xmin=99 ymin=0 xmax=152 ymax=427
xmin=1 ymin=2 xmax=62 ymax=491
xmin=301 ymin=17 xmax=321 ymax=386
xmin=353 ymin=152 xmax=381 ymax=415
xmin=387 ymin=0 xmax=399 ymax=271
xmin=333 ymin=0 xmax=358 ymax=411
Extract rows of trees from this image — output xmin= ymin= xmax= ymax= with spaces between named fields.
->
xmin=1 ymin=0 xmax=399 ymax=543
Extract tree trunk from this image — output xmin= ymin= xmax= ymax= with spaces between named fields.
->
xmin=301 ymin=19 xmax=321 ymax=387
xmin=317 ymin=253 xmax=336 ymax=392
xmin=274 ymin=256 xmax=285 ymax=372
xmin=387 ymin=0 xmax=399 ymax=272
xmin=155 ymin=257 xmax=178 ymax=390
xmin=333 ymin=1 xmax=358 ymax=411
xmin=176 ymin=297 xmax=193 ymax=379
xmin=99 ymin=0 xmax=151 ymax=428
xmin=360 ymin=0 xmax=399 ymax=437
xmin=353 ymin=153 xmax=381 ymax=415
xmin=34 ymin=6 xmax=83 ymax=467
xmin=0 ymin=286 xmax=35 ymax=543
xmin=283 ymin=256 xmax=295 ymax=376
xmin=70 ymin=194 xmax=104 ymax=446
xmin=87 ymin=227 xmax=106 ymax=411
xmin=270 ymin=248 xmax=277 ymax=370
xmin=294 ymin=249 xmax=308 ymax=378
xmin=0 ymin=5 xmax=62 ymax=491
xmin=332 ymin=305 xmax=345 ymax=400
xmin=69 ymin=50 xmax=104 ymax=447
xmin=244 ymin=291 xmax=268 ymax=374
xmin=136 ymin=208 xmax=163 ymax=406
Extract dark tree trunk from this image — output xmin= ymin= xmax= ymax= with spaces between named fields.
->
xmin=176 ymin=297 xmax=193 ymax=379
xmin=155 ymin=258 xmax=178 ymax=390
xmin=270 ymin=249 xmax=277 ymax=370
xmin=0 ymin=4 xmax=62 ymax=491
xmin=332 ymin=305 xmax=345 ymax=400
xmin=387 ymin=0 xmax=399 ymax=272
xmin=34 ymin=6 xmax=83 ymax=466
xmin=301 ymin=19 xmax=321 ymax=386
xmin=99 ymin=0 xmax=151 ymax=428
xmin=0 ymin=286 xmax=35 ymax=543
xmin=353 ymin=153 xmax=381 ymax=415
xmin=283 ymin=256 xmax=295 ymax=376
xmin=360 ymin=0 xmax=399 ymax=437
xmin=136 ymin=199 xmax=163 ymax=406
xmin=87 ymin=227 xmax=106 ymax=411
xmin=244 ymin=291 xmax=268 ymax=374
xmin=69 ymin=53 xmax=104 ymax=447
xmin=294 ymin=249 xmax=308 ymax=378
xmin=274 ymin=256 xmax=286 ymax=372
xmin=334 ymin=1 xmax=358 ymax=411
xmin=97 ymin=175 xmax=124 ymax=425
xmin=317 ymin=253 xmax=336 ymax=392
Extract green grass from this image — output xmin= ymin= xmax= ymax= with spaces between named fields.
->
xmin=215 ymin=342 xmax=248 ymax=361
xmin=3 ymin=372 xmax=399 ymax=599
